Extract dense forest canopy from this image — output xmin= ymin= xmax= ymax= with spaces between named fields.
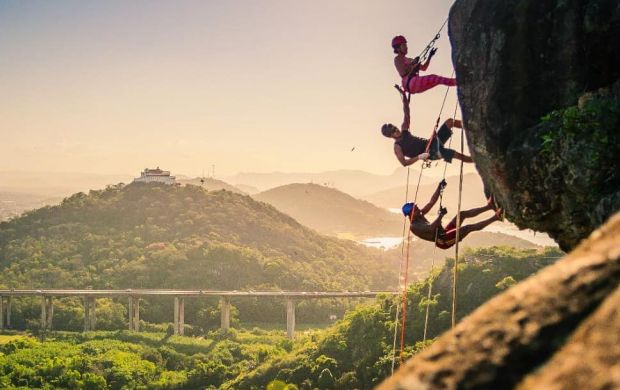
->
xmin=0 ymin=246 xmax=562 ymax=389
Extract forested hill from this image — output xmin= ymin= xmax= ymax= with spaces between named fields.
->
xmin=0 ymin=183 xmax=396 ymax=291
xmin=254 ymin=183 xmax=402 ymax=238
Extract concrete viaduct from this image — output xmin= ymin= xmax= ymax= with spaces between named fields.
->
xmin=0 ymin=289 xmax=397 ymax=339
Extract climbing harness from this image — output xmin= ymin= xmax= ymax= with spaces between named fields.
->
xmin=421 ymin=70 xmax=455 ymax=169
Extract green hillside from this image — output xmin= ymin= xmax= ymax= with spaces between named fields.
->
xmin=0 ymin=183 xmax=400 ymax=326
xmin=254 ymin=183 xmax=402 ymax=238
xmin=0 ymin=247 xmax=563 ymax=390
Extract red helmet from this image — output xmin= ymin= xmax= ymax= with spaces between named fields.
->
xmin=391 ymin=35 xmax=407 ymax=48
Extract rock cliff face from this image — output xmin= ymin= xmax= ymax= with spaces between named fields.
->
xmin=377 ymin=1 xmax=620 ymax=388
xmin=449 ymin=0 xmax=620 ymax=251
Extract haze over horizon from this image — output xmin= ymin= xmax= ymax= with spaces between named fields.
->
xmin=1 ymin=0 xmax=476 ymax=178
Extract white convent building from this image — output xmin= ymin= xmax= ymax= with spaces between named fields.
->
xmin=133 ymin=167 xmax=176 ymax=185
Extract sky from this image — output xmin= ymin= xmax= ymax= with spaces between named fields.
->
xmin=0 ymin=0 xmax=472 ymax=178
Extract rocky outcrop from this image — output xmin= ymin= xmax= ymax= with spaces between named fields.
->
xmin=376 ymin=2 xmax=620 ymax=388
xmin=449 ymin=0 xmax=620 ymax=251
xmin=376 ymin=212 xmax=620 ymax=390
xmin=516 ymin=283 xmax=620 ymax=390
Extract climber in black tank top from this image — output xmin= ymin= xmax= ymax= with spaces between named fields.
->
xmin=380 ymin=87 xmax=474 ymax=167
xmin=394 ymin=129 xmax=428 ymax=158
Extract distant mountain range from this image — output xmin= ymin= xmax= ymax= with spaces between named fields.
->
xmin=224 ymin=169 xmax=436 ymax=198
xmin=0 ymin=169 xmax=555 ymax=248
xmin=252 ymin=181 xmax=553 ymax=250
xmin=0 ymin=171 xmax=133 ymax=197
xmin=363 ymin=173 xmax=488 ymax=210
xmin=254 ymin=183 xmax=402 ymax=238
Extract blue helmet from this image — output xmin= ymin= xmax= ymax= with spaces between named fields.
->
xmin=402 ymin=202 xmax=415 ymax=217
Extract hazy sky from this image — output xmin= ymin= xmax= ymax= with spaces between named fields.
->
xmin=1 ymin=0 xmax=472 ymax=178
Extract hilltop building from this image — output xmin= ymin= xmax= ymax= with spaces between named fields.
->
xmin=133 ymin=167 xmax=176 ymax=185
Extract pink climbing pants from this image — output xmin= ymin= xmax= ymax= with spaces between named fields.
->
xmin=403 ymin=74 xmax=456 ymax=94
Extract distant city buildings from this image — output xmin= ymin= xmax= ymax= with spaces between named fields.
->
xmin=133 ymin=167 xmax=176 ymax=185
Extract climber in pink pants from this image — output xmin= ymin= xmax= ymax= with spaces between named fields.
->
xmin=392 ymin=35 xmax=456 ymax=94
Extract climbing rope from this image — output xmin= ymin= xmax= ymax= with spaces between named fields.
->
xmin=451 ymin=125 xmax=466 ymax=328
xmin=417 ymin=18 xmax=449 ymax=64
xmin=422 ymin=97 xmax=459 ymax=341
xmin=390 ymin=69 xmax=455 ymax=369
xmin=398 ymin=223 xmax=413 ymax=363
xmin=390 ymin=167 xmax=411 ymax=374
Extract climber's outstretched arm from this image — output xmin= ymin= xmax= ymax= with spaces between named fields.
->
xmin=399 ymin=88 xmax=411 ymax=131
xmin=420 ymin=182 xmax=443 ymax=214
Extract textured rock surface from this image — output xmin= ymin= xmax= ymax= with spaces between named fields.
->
xmin=449 ymin=0 xmax=620 ymax=251
xmin=376 ymin=212 xmax=620 ymax=390
xmin=516 ymin=284 xmax=620 ymax=390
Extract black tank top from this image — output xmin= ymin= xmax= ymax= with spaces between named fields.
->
xmin=395 ymin=130 xmax=427 ymax=158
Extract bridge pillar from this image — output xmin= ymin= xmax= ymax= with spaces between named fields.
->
xmin=46 ymin=297 xmax=54 ymax=330
xmin=174 ymin=297 xmax=185 ymax=335
xmin=6 ymin=296 xmax=11 ymax=328
xmin=128 ymin=297 xmax=140 ymax=331
xmin=83 ymin=297 xmax=96 ymax=331
xmin=179 ymin=298 xmax=184 ymax=336
xmin=40 ymin=297 xmax=53 ymax=330
xmin=133 ymin=298 xmax=140 ymax=332
xmin=174 ymin=297 xmax=179 ymax=334
xmin=128 ymin=297 xmax=134 ymax=330
xmin=220 ymin=297 xmax=230 ymax=330
xmin=83 ymin=297 xmax=90 ymax=331
xmin=286 ymin=299 xmax=296 ymax=340
xmin=89 ymin=297 xmax=96 ymax=331
xmin=0 ymin=296 xmax=4 ymax=330
xmin=127 ymin=297 xmax=133 ymax=330
xmin=40 ymin=296 xmax=47 ymax=330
